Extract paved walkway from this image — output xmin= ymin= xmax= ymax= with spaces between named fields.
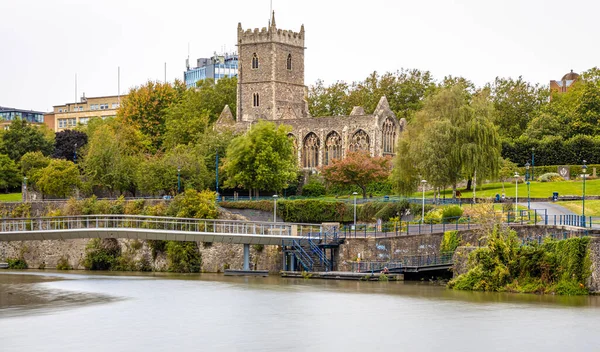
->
xmin=521 ymin=202 xmax=577 ymax=216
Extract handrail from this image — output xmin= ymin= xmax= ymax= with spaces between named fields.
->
xmin=0 ymin=215 xmax=323 ymax=239
xmin=307 ymin=239 xmax=331 ymax=270
xmin=291 ymin=239 xmax=313 ymax=271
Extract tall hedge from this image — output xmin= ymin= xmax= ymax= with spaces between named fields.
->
xmin=502 ymin=135 xmax=600 ymax=166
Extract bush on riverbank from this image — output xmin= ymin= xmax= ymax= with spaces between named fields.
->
xmin=7 ymin=257 xmax=28 ymax=269
xmin=448 ymin=226 xmax=591 ymax=295
xmin=166 ymin=241 xmax=201 ymax=273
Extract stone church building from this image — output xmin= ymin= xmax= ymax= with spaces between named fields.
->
xmin=217 ymin=12 xmax=406 ymax=169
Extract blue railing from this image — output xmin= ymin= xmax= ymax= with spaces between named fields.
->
xmin=291 ymin=239 xmax=313 ymax=272
xmin=306 ymin=239 xmax=331 ymax=271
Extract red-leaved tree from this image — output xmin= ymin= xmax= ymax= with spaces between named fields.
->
xmin=321 ymin=151 xmax=391 ymax=199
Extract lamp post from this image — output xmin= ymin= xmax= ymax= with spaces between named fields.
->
xmin=514 ymin=172 xmax=519 ymax=214
xmin=352 ymin=192 xmax=358 ymax=227
xmin=23 ymin=176 xmax=28 ymax=202
xmin=74 ymin=143 xmax=77 ymax=164
xmin=531 ymin=147 xmax=535 ymax=181
xmin=273 ymin=194 xmax=278 ymax=222
xmin=525 ymin=162 xmax=531 ymax=210
xmin=421 ymin=180 xmax=427 ymax=223
xmin=177 ymin=167 xmax=181 ymax=194
xmin=215 ymin=151 xmax=219 ymax=201
xmin=582 ymin=161 xmax=588 ymax=227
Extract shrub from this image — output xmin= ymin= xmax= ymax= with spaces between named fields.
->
xmin=166 ymin=241 xmax=201 ymax=273
xmin=423 ymin=208 xmax=443 ymax=224
xmin=301 ymin=180 xmax=326 ymax=197
xmin=252 ymin=244 xmax=264 ymax=252
xmin=441 ymin=205 xmax=463 ymax=220
xmin=167 ymin=190 xmax=217 ymax=219
xmin=83 ymin=238 xmax=121 ymax=270
xmin=440 ymin=230 xmax=460 ymax=253
xmin=538 ymin=172 xmax=564 ymax=182
xmin=56 ymin=256 xmax=72 ymax=270
xmin=7 ymin=258 xmax=28 ymax=269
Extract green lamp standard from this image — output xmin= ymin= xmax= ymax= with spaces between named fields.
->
xmin=177 ymin=167 xmax=181 ymax=194
xmin=525 ymin=162 xmax=531 ymax=210
xmin=421 ymin=179 xmax=427 ymax=223
xmin=582 ymin=161 xmax=588 ymax=227
xmin=514 ymin=172 xmax=519 ymax=215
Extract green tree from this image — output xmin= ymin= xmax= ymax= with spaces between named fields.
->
xmin=307 ymin=79 xmax=351 ymax=116
xmin=163 ymin=89 xmax=211 ymax=149
xmin=322 ymin=151 xmax=390 ymax=199
xmin=195 ymin=76 xmax=237 ymax=123
xmin=0 ymin=119 xmax=54 ymax=161
xmin=166 ymin=189 xmax=218 ymax=219
xmin=81 ymin=119 xmax=146 ymax=196
xmin=0 ymin=154 xmax=21 ymax=192
xmin=35 ymin=159 xmax=81 ymax=198
xmin=20 ymin=151 xmax=50 ymax=179
xmin=223 ymin=120 xmax=297 ymax=197
xmin=136 ymin=145 xmax=209 ymax=195
xmin=487 ymin=76 xmax=548 ymax=139
xmin=118 ymin=80 xmax=186 ymax=150
xmin=391 ymin=85 xmax=501 ymax=195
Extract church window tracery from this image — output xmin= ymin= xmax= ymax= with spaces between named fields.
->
xmin=303 ymin=132 xmax=320 ymax=168
xmin=325 ymin=131 xmax=342 ymax=165
xmin=253 ymin=93 xmax=260 ymax=107
xmin=349 ymin=129 xmax=370 ymax=153
xmin=382 ymin=118 xmax=396 ymax=154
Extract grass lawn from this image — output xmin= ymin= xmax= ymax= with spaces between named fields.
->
xmin=415 ymin=179 xmax=600 ymax=199
xmin=560 ymin=200 xmax=600 ymax=217
xmin=0 ymin=193 xmax=21 ymax=202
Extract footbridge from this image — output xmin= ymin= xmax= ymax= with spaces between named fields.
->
xmin=0 ymin=215 xmax=329 ymax=272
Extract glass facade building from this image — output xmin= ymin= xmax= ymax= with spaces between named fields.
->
xmin=184 ymin=53 xmax=238 ymax=88
xmin=0 ymin=106 xmax=44 ymax=124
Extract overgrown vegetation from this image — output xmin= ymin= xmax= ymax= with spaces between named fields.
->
xmin=448 ymin=226 xmax=592 ymax=295
xmin=7 ymin=257 xmax=28 ymax=269
xmin=165 ymin=241 xmax=201 ymax=273
xmin=56 ymin=256 xmax=72 ymax=270
xmin=440 ymin=230 xmax=461 ymax=253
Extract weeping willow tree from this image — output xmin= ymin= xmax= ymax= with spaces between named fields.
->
xmin=391 ymin=84 xmax=500 ymax=196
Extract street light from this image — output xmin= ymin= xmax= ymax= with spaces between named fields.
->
xmin=352 ymin=192 xmax=358 ymax=227
xmin=273 ymin=194 xmax=279 ymax=222
xmin=514 ymin=172 xmax=519 ymax=214
xmin=74 ymin=143 xmax=78 ymax=164
xmin=421 ymin=180 xmax=427 ymax=223
xmin=582 ymin=160 xmax=588 ymax=227
xmin=531 ymin=147 xmax=535 ymax=181
xmin=177 ymin=167 xmax=181 ymax=194
xmin=525 ymin=162 xmax=531 ymax=210
xmin=23 ymin=177 xmax=28 ymax=202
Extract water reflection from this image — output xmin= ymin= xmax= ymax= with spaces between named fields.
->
xmin=1 ymin=271 xmax=600 ymax=352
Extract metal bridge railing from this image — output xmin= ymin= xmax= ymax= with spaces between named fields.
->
xmin=350 ymin=252 xmax=455 ymax=273
xmin=0 ymin=215 xmax=323 ymax=238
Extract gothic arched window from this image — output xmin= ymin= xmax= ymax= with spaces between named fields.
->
xmin=349 ymin=129 xmax=370 ymax=153
xmin=325 ymin=131 xmax=342 ymax=165
xmin=253 ymin=93 xmax=260 ymax=107
xmin=252 ymin=53 xmax=259 ymax=69
xmin=382 ymin=118 xmax=396 ymax=154
xmin=287 ymin=54 xmax=292 ymax=70
xmin=303 ymin=132 xmax=320 ymax=168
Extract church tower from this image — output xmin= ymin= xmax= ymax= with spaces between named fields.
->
xmin=237 ymin=12 xmax=308 ymax=122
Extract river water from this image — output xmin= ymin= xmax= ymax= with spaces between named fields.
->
xmin=1 ymin=271 xmax=600 ymax=351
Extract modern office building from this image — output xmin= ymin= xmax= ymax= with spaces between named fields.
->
xmin=184 ymin=53 xmax=238 ymax=88
xmin=52 ymin=94 xmax=123 ymax=132
xmin=0 ymin=106 xmax=45 ymax=129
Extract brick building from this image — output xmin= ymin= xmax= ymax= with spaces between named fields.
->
xmin=550 ymin=70 xmax=580 ymax=95
xmin=217 ymin=12 xmax=405 ymax=169
xmin=51 ymin=94 xmax=124 ymax=132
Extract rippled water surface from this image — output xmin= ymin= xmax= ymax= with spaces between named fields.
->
xmin=2 ymin=270 xmax=600 ymax=351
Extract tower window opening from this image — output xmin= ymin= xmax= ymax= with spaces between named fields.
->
xmin=287 ymin=54 xmax=292 ymax=70
xmin=252 ymin=53 xmax=259 ymax=69
xmin=253 ymin=93 xmax=260 ymax=107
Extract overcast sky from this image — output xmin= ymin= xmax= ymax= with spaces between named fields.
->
xmin=1 ymin=0 xmax=598 ymax=112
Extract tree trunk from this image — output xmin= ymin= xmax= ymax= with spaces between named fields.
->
xmin=466 ymin=177 xmax=472 ymax=191
xmin=361 ymin=186 xmax=367 ymax=199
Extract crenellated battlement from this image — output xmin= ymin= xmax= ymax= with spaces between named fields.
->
xmin=237 ymin=12 xmax=305 ymax=47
